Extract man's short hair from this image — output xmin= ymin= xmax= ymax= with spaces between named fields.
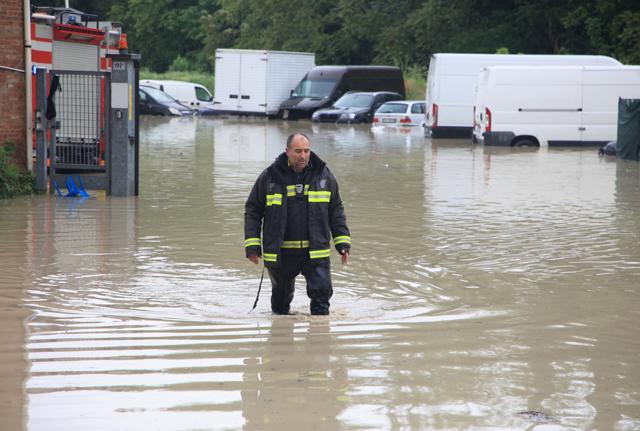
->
xmin=286 ymin=133 xmax=311 ymax=149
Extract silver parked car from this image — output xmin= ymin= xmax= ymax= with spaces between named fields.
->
xmin=372 ymin=100 xmax=426 ymax=127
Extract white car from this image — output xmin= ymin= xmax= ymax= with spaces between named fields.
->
xmin=373 ymin=100 xmax=426 ymax=127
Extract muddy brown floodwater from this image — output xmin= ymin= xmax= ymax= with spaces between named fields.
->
xmin=1 ymin=116 xmax=639 ymax=430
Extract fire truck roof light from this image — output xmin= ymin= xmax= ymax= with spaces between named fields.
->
xmin=32 ymin=12 xmax=56 ymax=22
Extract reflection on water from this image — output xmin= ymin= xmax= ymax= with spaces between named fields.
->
xmin=0 ymin=117 xmax=639 ymax=430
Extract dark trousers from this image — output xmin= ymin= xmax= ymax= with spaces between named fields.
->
xmin=267 ymin=254 xmax=333 ymax=315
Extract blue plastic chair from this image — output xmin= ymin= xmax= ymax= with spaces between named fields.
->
xmin=65 ymin=176 xmax=80 ymax=197
xmin=51 ymin=180 xmax=63 ymax=196
xmin=76 ymin=177 xmax=90 ymax=197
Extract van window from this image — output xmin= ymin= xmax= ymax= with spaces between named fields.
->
xmin=348 ymin=78 xmax=403 ymax=95
xmin=373 ymin=94 xmax=386 ymax=105
xmin=384 ymin=93 xmax=401 ymax=102
xmin=293 ymin=79 xmax=337 ymax=98
xmin=195 ymin=86 xmax=212 ymax=102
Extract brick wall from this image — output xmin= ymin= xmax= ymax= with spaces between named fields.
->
xmin=0 ymin=0 xmax=27 ymax=168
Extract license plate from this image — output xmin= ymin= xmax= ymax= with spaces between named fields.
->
xmin=283 ymin=110 xmax=289 ymax=120
xmin=382 ymin=118 xmax=396 ymax=123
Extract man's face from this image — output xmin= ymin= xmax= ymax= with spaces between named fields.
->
xmin=286 ymin=135 xmax=311 ymax=173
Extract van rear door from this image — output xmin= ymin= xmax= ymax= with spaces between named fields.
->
xmin=580 ymin=67 xmax=640 ymax=144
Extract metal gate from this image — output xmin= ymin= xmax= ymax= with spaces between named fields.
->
xmin=35 ymin=68 xmax=111 ymax=191
xmin=51 ymin=70 xmax=110 ymax=171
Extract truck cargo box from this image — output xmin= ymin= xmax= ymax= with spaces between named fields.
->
xmin=213 ymin=49 xmax=315 ymax=116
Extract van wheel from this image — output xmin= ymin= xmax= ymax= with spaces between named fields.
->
xmin=512 ymin=138 xmax=538 ymax=148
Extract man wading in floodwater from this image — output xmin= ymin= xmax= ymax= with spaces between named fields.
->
xmin=244 ymin=133 xmax=351 ymax=315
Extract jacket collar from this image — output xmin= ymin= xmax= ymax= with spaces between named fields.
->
xmin=269 ymin=151 xmax=326 ymax=182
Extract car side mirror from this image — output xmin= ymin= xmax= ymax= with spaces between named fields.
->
xmin=290 ymin=90 xmax=294 ymax=96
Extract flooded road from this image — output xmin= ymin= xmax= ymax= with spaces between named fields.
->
xmin=1 ymin=116 xmax=639 ymax=430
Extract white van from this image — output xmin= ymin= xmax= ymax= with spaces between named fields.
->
xmin=139 ymin=79 xmax=214 ymax=111
xmin=473 ymin=65 xmax=640 ymax=147
xmin=424 ymin=53 xmax=622 ymax=138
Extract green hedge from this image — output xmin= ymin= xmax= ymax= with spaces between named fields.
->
xmin=139 ymin=69 xmax=214 ymax=95
xmin=139 ymin=68 xmax=426 ymax=101
xmin=0 ymin=142 xmax=35 ymax=199
xmin=404 ymin=66 xmax=426 ymax=100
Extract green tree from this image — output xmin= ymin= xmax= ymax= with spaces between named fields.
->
xmin=561 ymin=0 xmax=640 ymax=63
xmin=110 ymin=0 xmax=218 ymax=72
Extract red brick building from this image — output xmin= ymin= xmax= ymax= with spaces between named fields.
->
xmin=0 ymin=0 xmax=27 ymax=168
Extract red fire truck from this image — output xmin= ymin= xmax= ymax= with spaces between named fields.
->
xmin=30 ymin=6 xmax=128 ymax=169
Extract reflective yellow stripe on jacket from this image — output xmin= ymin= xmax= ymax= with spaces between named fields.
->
xmin=308 ymin=191 xmax=331 ymax=203
xmin=281 ymin=240 xmax=310 ymax=248
xmin=244 ymin=237 xmax=261 ymax=247
xmin=309 ymin=249 xmax=331 ymax=259
xmin=333 ymin=235 xmax=351 ymax=246
xmin=266 ymin=193 xmax=282 ymax=206
xmin=286 ymin=185 xmax=310 ymax=197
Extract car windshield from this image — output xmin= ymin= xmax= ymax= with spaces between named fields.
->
xmin=141 ymin=86 xmax=176 ymax=103
xmin=377 ymin=103 xmax=408 ymax=114
xmin=292 ymin=79 xmax=337 ymax=98
xmin=334 ymin=93 xmax=374 ymax=108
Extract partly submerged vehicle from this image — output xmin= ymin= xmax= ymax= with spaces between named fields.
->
xmin=278 ymin=66 xmax=405 ymax=120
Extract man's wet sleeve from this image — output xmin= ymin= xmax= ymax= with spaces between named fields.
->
xmin=244 ymin=174 xmax=266 ymax=257
xmin=328 ymin=174 xmax=351 ymax=253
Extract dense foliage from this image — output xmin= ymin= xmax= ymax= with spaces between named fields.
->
xmin=34 ymin=0 xmax=640 ymax=72
xmin=0 ymin=143 xmax=35 ymax=199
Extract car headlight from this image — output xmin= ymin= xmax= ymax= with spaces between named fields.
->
xmin=340 ymin=113 xmax=356 ymax=120
xmin=311 ymin=112 xmax=320 ymax=120
xmin=169 ymin=107 xmax=181 ymax=116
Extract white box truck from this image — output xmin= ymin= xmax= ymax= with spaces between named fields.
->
xmin=473 ymin=65 xmax=640 ymax=147
xmin=424 ymin=53 xmax=622 ymax=138
xmin=213 ymin=49 xmax=315 ymax=116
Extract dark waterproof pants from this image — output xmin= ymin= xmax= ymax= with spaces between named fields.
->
xmin=267 ymin=255 xmax=333 ymax=315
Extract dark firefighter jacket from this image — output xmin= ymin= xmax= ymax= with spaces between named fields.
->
xmin=244 ymin=151 xmax=351 ymax=267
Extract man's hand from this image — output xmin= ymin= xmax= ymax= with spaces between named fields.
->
xmin=248 ymin=254 xmax=261 ymax=264
xmin=340 ymin=250 xmax=349 ymax=265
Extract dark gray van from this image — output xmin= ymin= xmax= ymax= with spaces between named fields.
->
xmin=278 ymin=66 xmax=406 ymax=120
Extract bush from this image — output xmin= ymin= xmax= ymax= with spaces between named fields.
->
xmin=404 ymin=65 xmax=426 ymax=100
xmin=0 ymin=142 xmax=35 ymax=199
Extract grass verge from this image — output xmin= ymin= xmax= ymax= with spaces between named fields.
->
xmin=139 ymin=69 xmax=215 ymax=94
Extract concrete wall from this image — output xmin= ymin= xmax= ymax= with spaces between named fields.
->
xmin=0 ymin=0 xmax=27 ymax=168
